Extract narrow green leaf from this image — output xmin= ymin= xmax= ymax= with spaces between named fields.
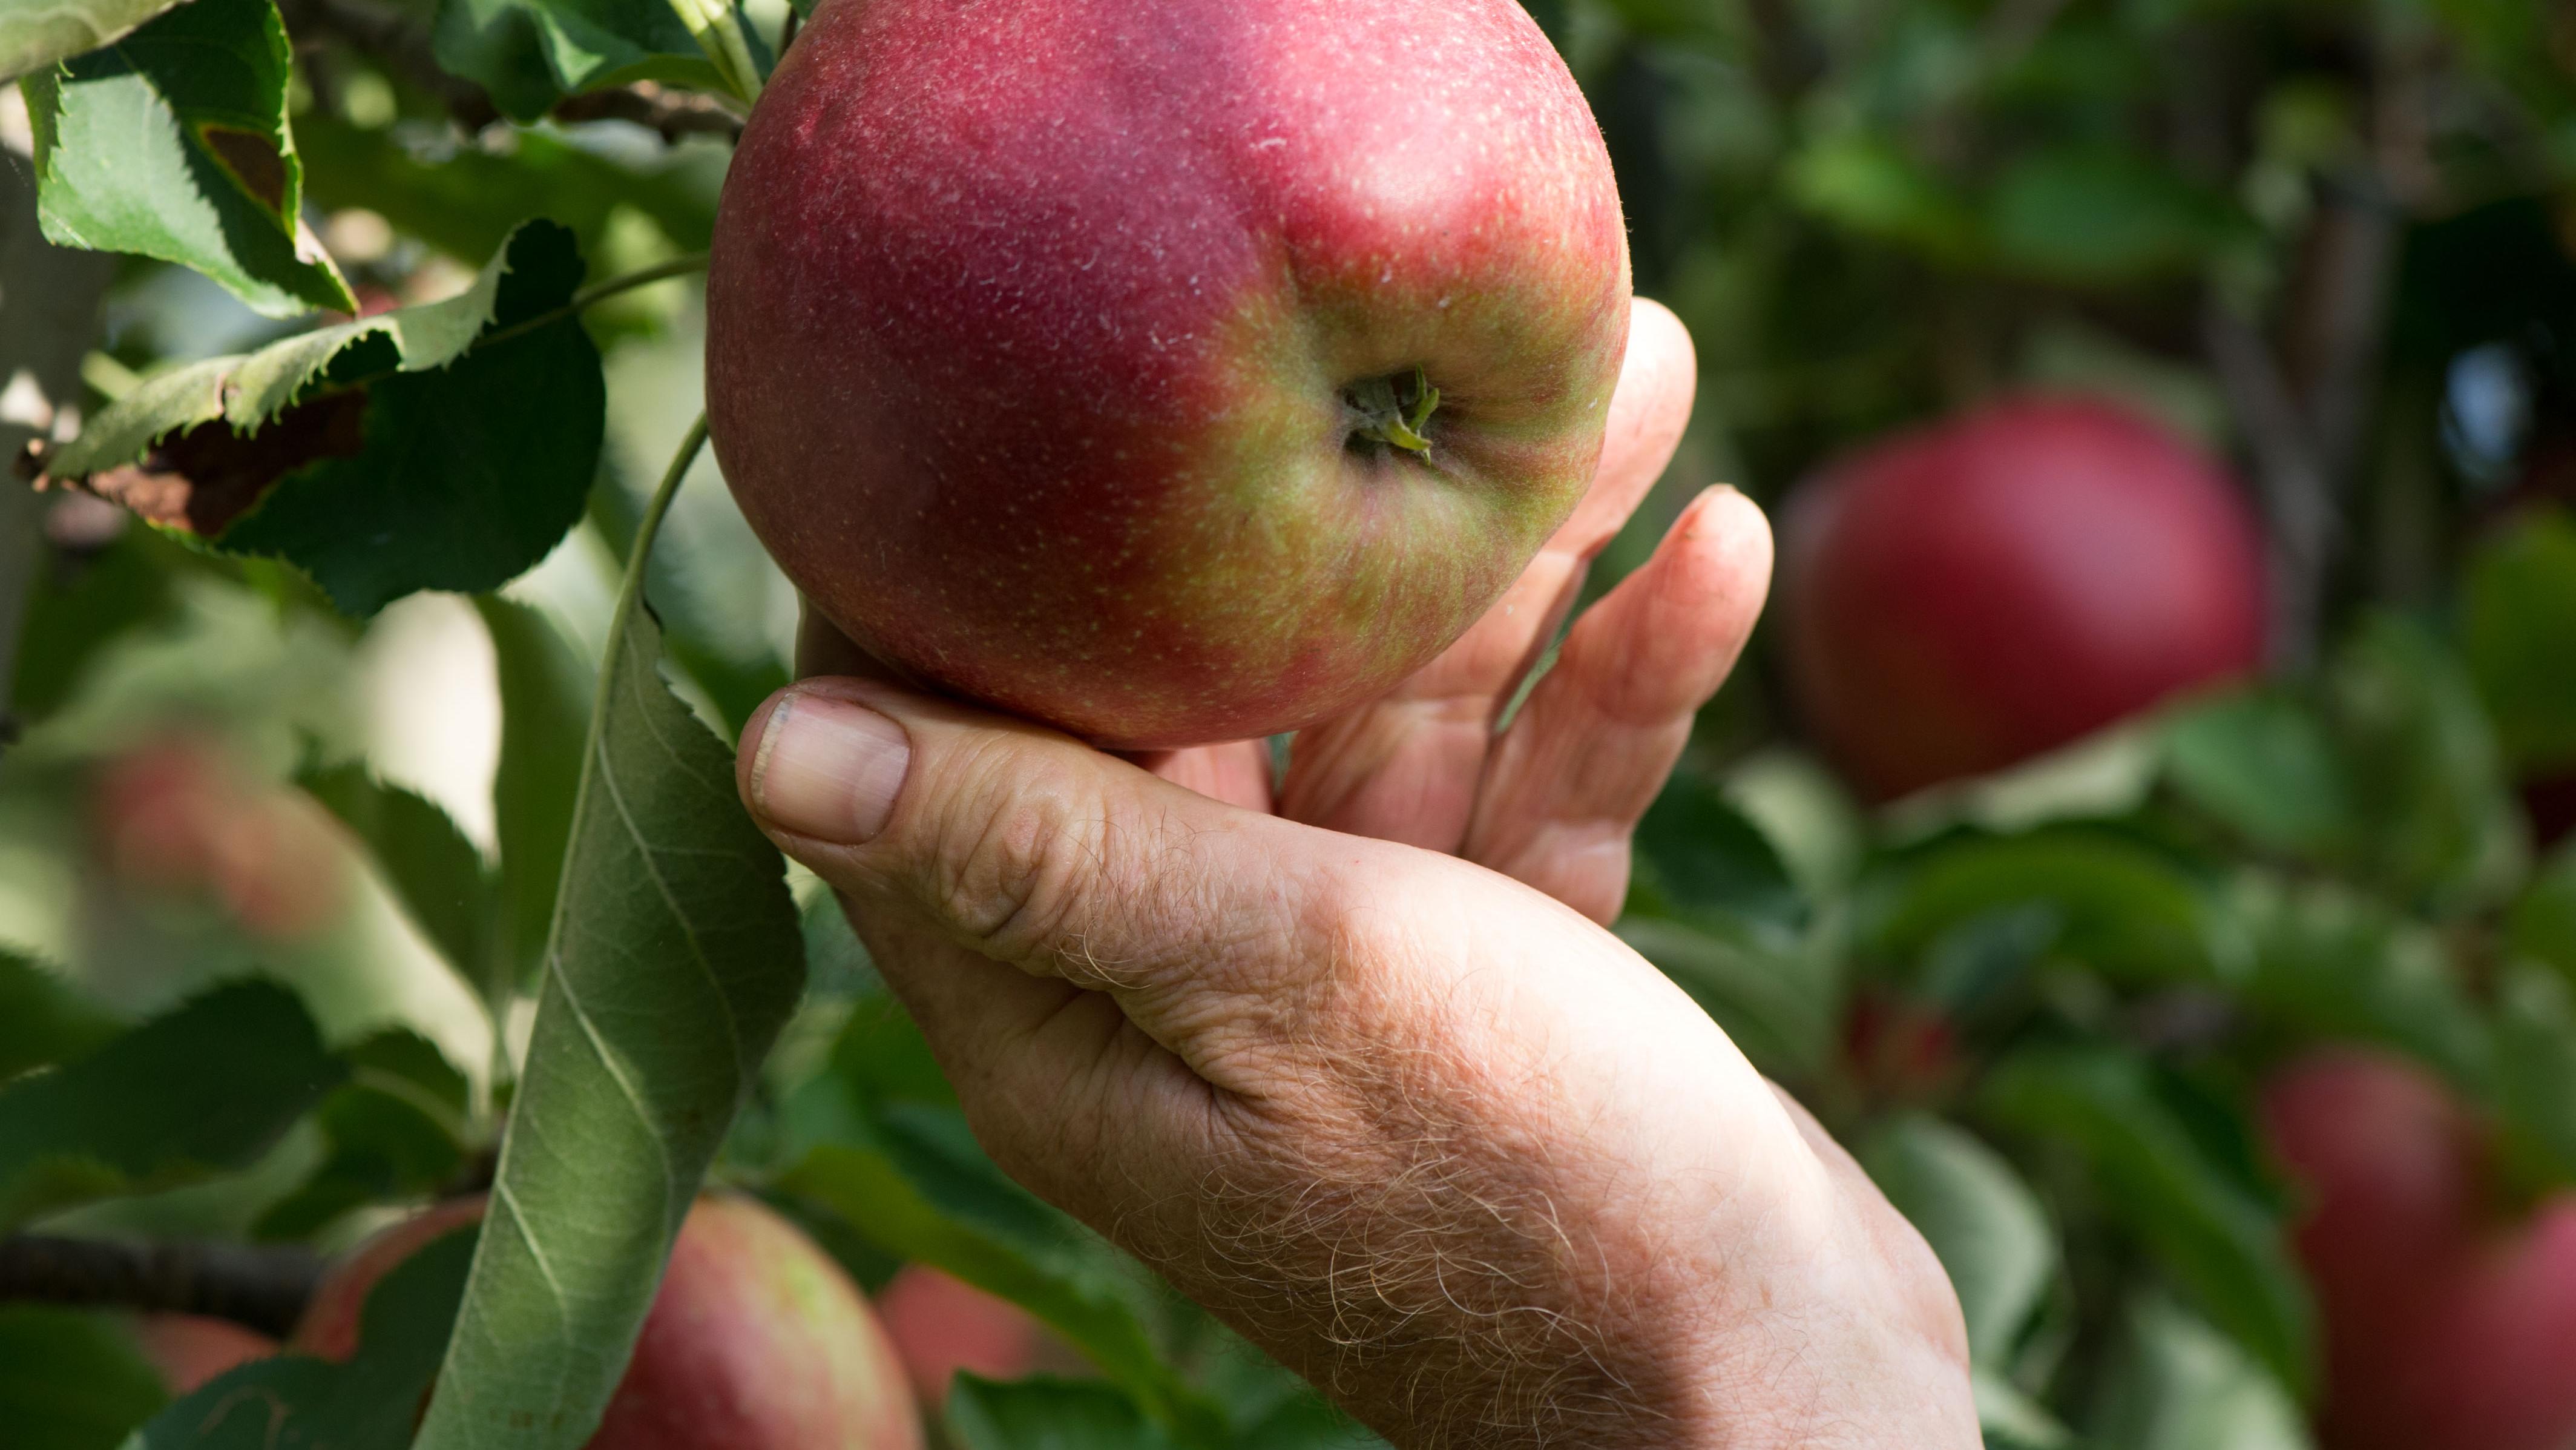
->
xmin=1786 ymin=132 xmax=1980 ymax=263
xmin=2235 ymin=877 xmax=2494 ymax=1092
xmin=0 ymin=0 xmax=185 ymax=81
xmin=126 ymin=1225 xmax=478 ymax=1450
xmin=947 ymin=1376 xmax=1177 ymax=1450
xmin=22 ymin=0 xmax=352 ymax=317
xmin=0 ymin=1306 xmax=168 ymax=1450
xmin=48 ymin=222 xmax=607 ymax=618
xmin=1631 ymin=774 xmax=1809 ymax=935
xmin=2326 ymin=615 xmax=2526 ymax=915
xmin=0 ymin=951 xmax=122 ymax=1084
xmin=300 ymin=762 xmax=502 ymax=1008
xmin=476 ymin=596 xmax=594 ymax=986
xmin=2163 ymin=691 xmax=2356 ymax=860
xmin=0 ymin=980 xmax=344 ymax=1228
xmin=2493 ymin=963 xmax=2576 ymax=1186
xmin=1983 ymin=1048 xmax=2313 ymax=1397
xmin=412 ymin=419 xmax=805 ymax=1450
xmin=1861 ymin=1114 xmax=2058 ymax=1367
xmin=1615 ymin=915 xmax=1841 ymax=1075
xmin=2509 ymin=845 xmax=2576 ymax=985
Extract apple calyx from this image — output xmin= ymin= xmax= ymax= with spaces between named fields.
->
xmin=1344 ymin=366 xmax=1441 ymax=454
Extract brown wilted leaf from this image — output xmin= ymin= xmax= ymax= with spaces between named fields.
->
xmin=73 ymin=388 xmax=369 ymax=538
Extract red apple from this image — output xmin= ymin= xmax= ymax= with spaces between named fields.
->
xmin=706 ymin=0 xmax=1631 ymax=749
xmin=2263 ymin=1049 xmax=2576 ymax=1450
xmin=298 ymin=1196 xmax=922 ymax=1448
xmin=1781 ymin=397 xmax=2269 ymax=801
xmin=125 ymin=1313 xmax=275 ymax=1395
xmin=873 ymin=1264 xmax=1087 ymax=1409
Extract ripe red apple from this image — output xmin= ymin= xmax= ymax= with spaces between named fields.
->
xmin=298 ymin=1196 xmax=922 ymax=1448
xmin=706 ymin=0 xmax=1631 ymax=749
xmin=873 ymin=1264 xmax=1087 ymax=1409
xmin=1781 ymin=397 xmax=2269 ymax=800
xmin=125 ymin=1313 xmax=275 ymax=1395
xmin=2262 ymin=1049 xmax=2576 ymax=1450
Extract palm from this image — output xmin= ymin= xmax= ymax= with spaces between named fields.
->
xmin=1139 ymin=299 xmax=1770 ymax=922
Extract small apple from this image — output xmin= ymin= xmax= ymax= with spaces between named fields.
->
xmin=1781 ymin=397 xmax=2269 ymax=801
xmin=90 ymin=735 xmax=344 ymax=942
xmin=298 ymin=1196 xmax=921 ymax=1448
xmin=706 ymin=0 xmax=1631 ymax=748
xmin=125 ymin=1313 xmax=275 ymax=1395
xmin=2262 ymin=1049 xmax=2576 ymax=1450
xmin=873 ymin=1264 xmax=1088 ymax=1409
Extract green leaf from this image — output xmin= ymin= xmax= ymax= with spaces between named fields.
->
xmin=777 ymin=1092 xmax=1224 ymax=1443
xmin=21 ymin=0 xmax=353 ymax=317
xmin=1987 ymin=147 xmax=2252 ymax=283
xmin=1977 ymin=1373 xmax=2078 ymax=1450
xmin=0 ymin=0 xmax=184 ymax=81
xmin=48 ymin=222 xmax=606 ymax=618
xmin=2326 ymin=616 xmax=2525 ymax=914
xmin=476 ymin=596 xmax=593 ymax=986
xmin=1786 ymin=132 xmax=1980 ymax=263
xmin=2088 ymin=1294 xmax=2311 ymax=1450
xmin=1615 ymin=914 xmax=1841 ymax=1075
xmin=0 ymin=980 xmax=344 ymax=1229
xmin=2235 ymin=877 xmax=2494 ymax=1091
xmin=0 ymin=1306 xmax=168 ymax=1450
xmin=2163 ymin=691 xmax=2355 ymax=859
xmin=1983 ymin=1047 xmax=2313 ymax=1396
xmin=2463 ymin=509 xmax=2576 ymax=774
xmin=297 ymin=112 xmax=720 ymax=272
xmin=1862 ymin=828 xmax=2241 ymax=986
xmin=0 ymin=951 xmax=122 ymax=1084
xmin=947 ymin=1376 xmax=1177 ymax=1450
xmin=1861 ymin=1114 xmax=2058 ymax=1367
xmin=1632 ymin=774 xmax=1809 ymax=935
xmin=413 ymin=421 xmax=806 ymax=1450
xmin=300 ymin=761 xmax=502 ymax=1009
xmin=127 ymin=1224 xmax=477 ymax=1450
xmin=2509 ymin=845 xmax=2576 ymax=985
xmin=2492 ymin=963 xmax=2576 ymax=1187
xmin=255 ymin=1029 xmax=472 ymax=1241
xmin=431 ymin=0 xmax=750 ymax=120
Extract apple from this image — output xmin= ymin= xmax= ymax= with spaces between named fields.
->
xmin=1781 ymin=397 xmax=2269 ymax=801
xmin=873 ymin=1264 xmax=1088 ymax=1409
xmin=90 ymin=735 xmax=344 ymax=941
xmin=125 ymin=1313 xmax=275 ymax=1395
xmin=298 ymin=1196 xmax=921 ymax=1448
xmin=2262 ymin=1049 xmax=2576 ymax=1450
xmin=706 ymin=0 xmax=1631 ymax=749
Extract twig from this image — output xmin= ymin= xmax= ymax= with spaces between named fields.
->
xmin=2204 ymin=302 xmax=2334 ymax=665
xmin=0 ymin=1234 xmax=324 ymax=1337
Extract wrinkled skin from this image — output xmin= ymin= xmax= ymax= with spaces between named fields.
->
xmin=708 ymin=0 xmax=1629 ymax=749
xmin=738 ymin=301 xmax=1980 ymax=1449
xmin=1782 ymin=397 xmax=2268 ymax=800
xmin=298 ymin=1196 xmax=921 ymax=1449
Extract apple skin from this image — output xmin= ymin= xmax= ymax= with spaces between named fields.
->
xmin=1781 ymin=397 xmax=2269 ymax=801
xmin=90 ymin=734 xmax=344 ymax=941
xmin=873 ymin=1264 xmax=1088 ymax=1409
xmin=706 ymin=0 xmax=1630 ymax=749
xmin=126 ymin=1313 xmax=275 ymax=1395
xmin=2262 ymin=1050 xmax=2576 ymax=1450
xmin=297 ymin=1196 xmax=922 ymax=1449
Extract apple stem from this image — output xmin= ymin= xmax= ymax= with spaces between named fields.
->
xmin=1346 ymin=366 xmax=1441 ymax=454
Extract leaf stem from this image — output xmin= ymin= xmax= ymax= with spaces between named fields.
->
xmin=666 ymin=0 xmax=765 ymax=105
xmin=617 ymin=413 xmax=709 ymax=630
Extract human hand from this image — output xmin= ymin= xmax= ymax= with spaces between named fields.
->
xmin=737 ymin=298 xmax=1978 ymax=1448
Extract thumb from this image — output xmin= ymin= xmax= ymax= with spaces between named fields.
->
xmin=734 ymin=677 xmax=1338 ymax=1076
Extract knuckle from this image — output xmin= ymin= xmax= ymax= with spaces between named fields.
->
xmin=915 ymin=739 xmax=1111 ymax=967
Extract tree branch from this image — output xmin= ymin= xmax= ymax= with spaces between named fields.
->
xmin=0 ymin=1234 xmax=324 ymax=1338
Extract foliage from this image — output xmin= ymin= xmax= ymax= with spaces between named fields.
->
xmin=1 ymin=0 xmax=2572 ymax=1446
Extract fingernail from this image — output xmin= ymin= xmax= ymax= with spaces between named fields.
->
xmin=749 ymin=694 xmax=911 ymax=843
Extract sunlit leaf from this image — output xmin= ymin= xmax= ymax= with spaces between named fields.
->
xmin=0 ymin=0 xmax=183 ymax=81
xmin=21 ymin=0 xmax=352 ymax=316
xmin=1861 ymin=1114 xmax=2058 ymax=1366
